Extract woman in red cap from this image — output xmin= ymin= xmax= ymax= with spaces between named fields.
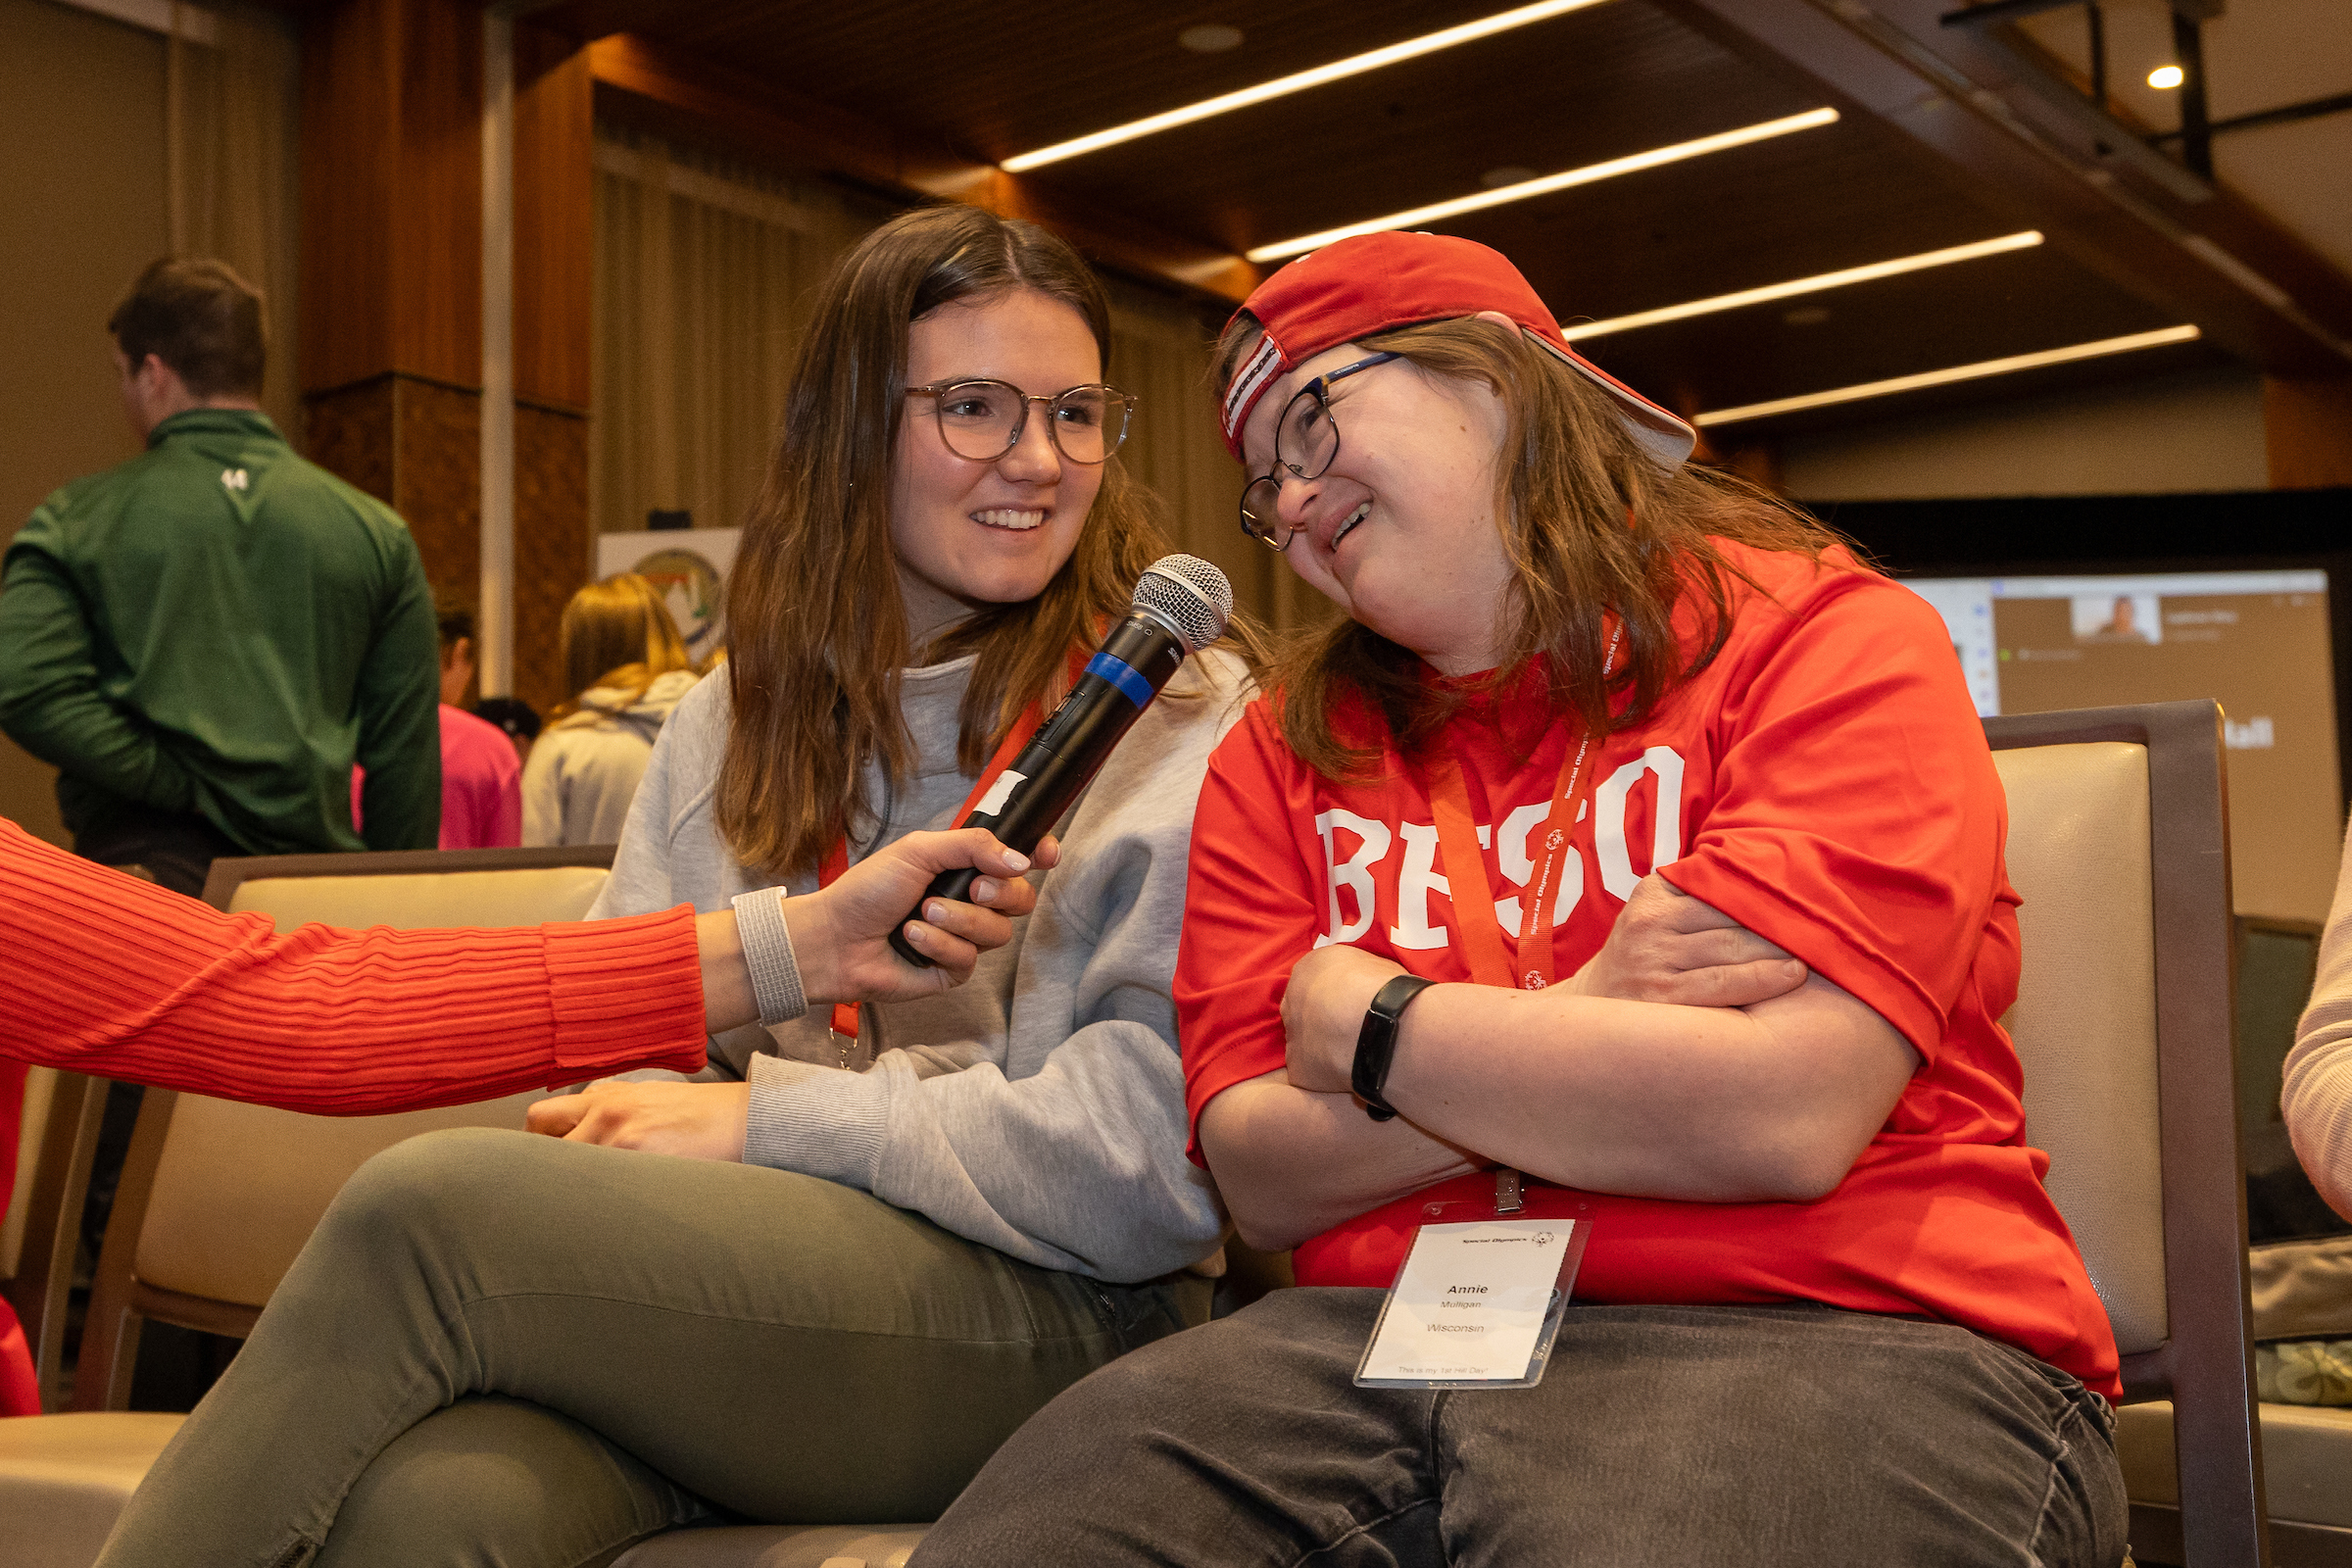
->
xmin=912 ymin=231 xmax=2127 ymax=1564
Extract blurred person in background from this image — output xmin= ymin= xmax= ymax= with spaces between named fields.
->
xmin=520 ymin=572 xmax=701 ymax=847
xmin=0 ymin=257 xmax=439 ymax=897
xmin=473 ymin=695 xmax=543 ymax=766
xmin=347 ymin=600 xmax=523 ymax=848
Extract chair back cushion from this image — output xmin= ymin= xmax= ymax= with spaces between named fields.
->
xmin=224 ymin=865 xmax=610 ymax=929
xmin=1992 ymin=741 xmax=2169 ymax=1355
xmin=130 ymin=865 xmax=610 ymax=1308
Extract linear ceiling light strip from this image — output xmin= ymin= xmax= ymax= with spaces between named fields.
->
xmin=1001 ymin=0 xmax=1611 ymax=172
xmin=1564 ymin=231 xmax=2045 ymax=340
xmin=1246 ymin=108 xmax=1839 ymax=264
xmin=1691 ymin=324 xmax=2203 ymax=426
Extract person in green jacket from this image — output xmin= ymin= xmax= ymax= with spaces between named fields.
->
xmin=0 ymin=257 xmax=440 ymax=895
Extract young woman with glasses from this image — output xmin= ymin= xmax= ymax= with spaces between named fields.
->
xmin=912 ymin=232 xmax=2128 ymax=1565
xmin=94 ymin=206 xmax=1255 ymax=1567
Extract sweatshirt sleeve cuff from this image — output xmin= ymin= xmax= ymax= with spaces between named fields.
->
xmin=729 ymin=886 xmax=808 ymax=1025
xmin=744 ymin=1053 xmax=888 ymax=1186
xmin=541 ymin=907 xmax=709 ymax=1077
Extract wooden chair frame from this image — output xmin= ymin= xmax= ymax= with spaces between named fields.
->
xmin=1985 ymin=702 xmax=2269 ymax=1567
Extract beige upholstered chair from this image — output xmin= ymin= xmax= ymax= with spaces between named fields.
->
xmin=0 ymin=847 xmax=617 ymax=1568
xmin=1985 ymin=702 xmax=2272 ymax=1567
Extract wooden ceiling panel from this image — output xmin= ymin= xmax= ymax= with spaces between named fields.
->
xmin=1738 ymin=338 xmax=2230 ymax=447
xmin=1581 ymin=246 xmax=2183 ymax=414
xmin=1018 ymin=2 xmax=1819 ymax=256
xmin=534 ymin=0 xmax=2328 ymax=430
xmin=1432 ymin=121 xmax=2006 ymax=325
xmin=532 ymin=0 xmax=1521 ymax=161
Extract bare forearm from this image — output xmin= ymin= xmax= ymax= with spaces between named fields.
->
xmin=1381 ymin=978 xmax=1913 ymax=1202
xmin=693 ymin=910 xmax=758 ymax=1035
xmin=1200 ymin=1072 xmax=1486 ymax=1250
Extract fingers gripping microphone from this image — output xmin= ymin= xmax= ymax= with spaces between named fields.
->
xmin=887 ymin=555 xmax=1234 ymax=967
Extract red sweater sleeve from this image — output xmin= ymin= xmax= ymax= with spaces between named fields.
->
xmin=0 ymin=817 xmax=707 ymax=1113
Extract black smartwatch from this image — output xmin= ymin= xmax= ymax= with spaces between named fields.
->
xmin=1351 ymin=975 xmax=1437 ymax=1121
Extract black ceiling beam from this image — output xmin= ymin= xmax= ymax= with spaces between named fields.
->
xmin=2150 ymin=90 xmax=2352 ymax=145
xmin=1651 ymin=0 xmax=2352 ymax=374
xmin=1939 ymin=0 xmax=2087 ymax=27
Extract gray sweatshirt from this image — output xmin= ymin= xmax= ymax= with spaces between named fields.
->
xmin=587 ymin=650 xmax=1250 ymax=1283
xmin=522 ymin=668 xmax=703 ymax=848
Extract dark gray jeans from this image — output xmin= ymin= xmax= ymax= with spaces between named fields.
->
xmin=93 ymin=1128 xmax=1205 ymax=1568
xmin=912 ymin=1288 xmax=2128 ymax=1567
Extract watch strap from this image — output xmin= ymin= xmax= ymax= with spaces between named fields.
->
xmin=1351 ymin=974 xmax=1438 ymax=1121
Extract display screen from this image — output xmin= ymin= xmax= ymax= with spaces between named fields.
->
xmin=1904 ymin=569 xmax=2341 ymax=922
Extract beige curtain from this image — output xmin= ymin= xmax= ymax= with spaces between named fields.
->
xmin=591 ymin=127 xmax=880 ymax=540
xmin=1107 ymin=286 xmax=1320 ymax=636
xmin=166 ymin=1 xmax=301 ymax=440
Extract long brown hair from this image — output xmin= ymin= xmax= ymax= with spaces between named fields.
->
xmin=718 ymin=206 xmax=1179 ymax=878
xmin=1219 ymin=315 xmax=1857 ymax=780
xmin=552 ymin=573 xmax=695 ymax=718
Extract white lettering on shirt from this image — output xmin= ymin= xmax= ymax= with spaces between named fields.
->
xmin=1311 ymin=746 xmax=1690 ymax=948
xmin=1388 ymin=821 xmax=1452 ymax=950
xmin=1314 ymin=809 xmax=1391 ymax=948
xmin=1594 ymin=747 xmax=1688 ymax=899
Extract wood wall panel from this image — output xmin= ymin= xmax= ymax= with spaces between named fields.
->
xmin=303 ymin=377 xmax=396 ymax=502
xmin=299 ymin=0 xmax=481 ymax=395
xmin=514 ymin=25 xmax=593 ymax=414
xmin=513 ymin=405 xmax=590 ymax=714
xmin=305 ymin=373 xmax=482 ymax=623
xmin=393 ymin=376 xmax=482 ymax=612
xmin=297 ymin=2 xmax=395 ymax=394
xmin=2267 ymin=375 xmax=2352 ymax=490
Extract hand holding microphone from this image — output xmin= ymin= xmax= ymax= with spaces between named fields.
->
xmin=887 ymin=554 xmax=1234 ymax=967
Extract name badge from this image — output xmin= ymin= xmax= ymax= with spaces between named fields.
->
xmin=1354 ymin=1217 xmax=1589 ymax=1389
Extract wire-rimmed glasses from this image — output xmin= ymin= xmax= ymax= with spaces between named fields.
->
xmin=905 ymin=379 xmax=1136 ymax=466
xmin=1236 ymin=352 xmax=1402 ymax=551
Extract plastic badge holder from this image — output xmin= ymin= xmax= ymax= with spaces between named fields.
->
xmin=1353 ymin=1202 xmax=1592 ymax=1390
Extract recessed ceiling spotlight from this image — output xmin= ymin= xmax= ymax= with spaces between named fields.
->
xmin=1783 ymin=306 xmax=1832 ymax=326
xmin=1481 ymin=166 xmax=1539 ymax=188
xmin=1004 ymin=0 xmax=1612 ymax=172
xmin=1179 ymin=24 xmax=1244 ymax=53
xmin=2149 ymin=64 xmax=2185 ymax=89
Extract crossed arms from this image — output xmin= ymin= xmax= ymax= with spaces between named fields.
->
xmin=1200 ymin=873 xmax=1922 ymax=1252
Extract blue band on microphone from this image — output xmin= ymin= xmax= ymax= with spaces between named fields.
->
xmin=1085 ymin=651 xmax=1153 ymax=709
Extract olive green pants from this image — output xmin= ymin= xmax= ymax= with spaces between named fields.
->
xmin=95 ymin=1128 xmax=1207 ymax=1568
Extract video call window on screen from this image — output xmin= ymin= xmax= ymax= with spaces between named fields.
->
xmin=1902 ymin=570 xmax=2341 ymax=924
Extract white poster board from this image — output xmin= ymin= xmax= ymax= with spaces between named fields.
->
xmin=596 ymin=527 xmax=742 ymax=663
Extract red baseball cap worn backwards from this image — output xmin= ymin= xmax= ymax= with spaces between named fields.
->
xmin=1220 ymin=230 xmax=1697 ymax=471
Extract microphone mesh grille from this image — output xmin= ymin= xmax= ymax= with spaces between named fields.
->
xmin=1135 ymin=555 xmax=1233 ymax=653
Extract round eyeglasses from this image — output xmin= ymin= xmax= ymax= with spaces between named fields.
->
xmin=1236 ymin=352 xmax=1401 ymax=551
xmin=906 ymin=379 xmax=1135 ymax=466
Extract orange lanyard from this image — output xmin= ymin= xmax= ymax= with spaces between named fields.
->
xmin=1424 ymin=626 xmax=1621 ymax=992
xmin=814 ymin=652 xmax=1080 ymax=1043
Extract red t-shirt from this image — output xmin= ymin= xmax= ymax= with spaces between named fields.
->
xmin=1177 ymin=541 xmax=2122 ymax=1399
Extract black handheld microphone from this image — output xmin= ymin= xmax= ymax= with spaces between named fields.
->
xmin=886 ymin=554 xmax=1234 ymax=968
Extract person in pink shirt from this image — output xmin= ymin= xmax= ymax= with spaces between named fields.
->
xmin=353 ymin=607 xmax=523 ymax=848
xmin=433 ymin=605 xmax=522 ymax=849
